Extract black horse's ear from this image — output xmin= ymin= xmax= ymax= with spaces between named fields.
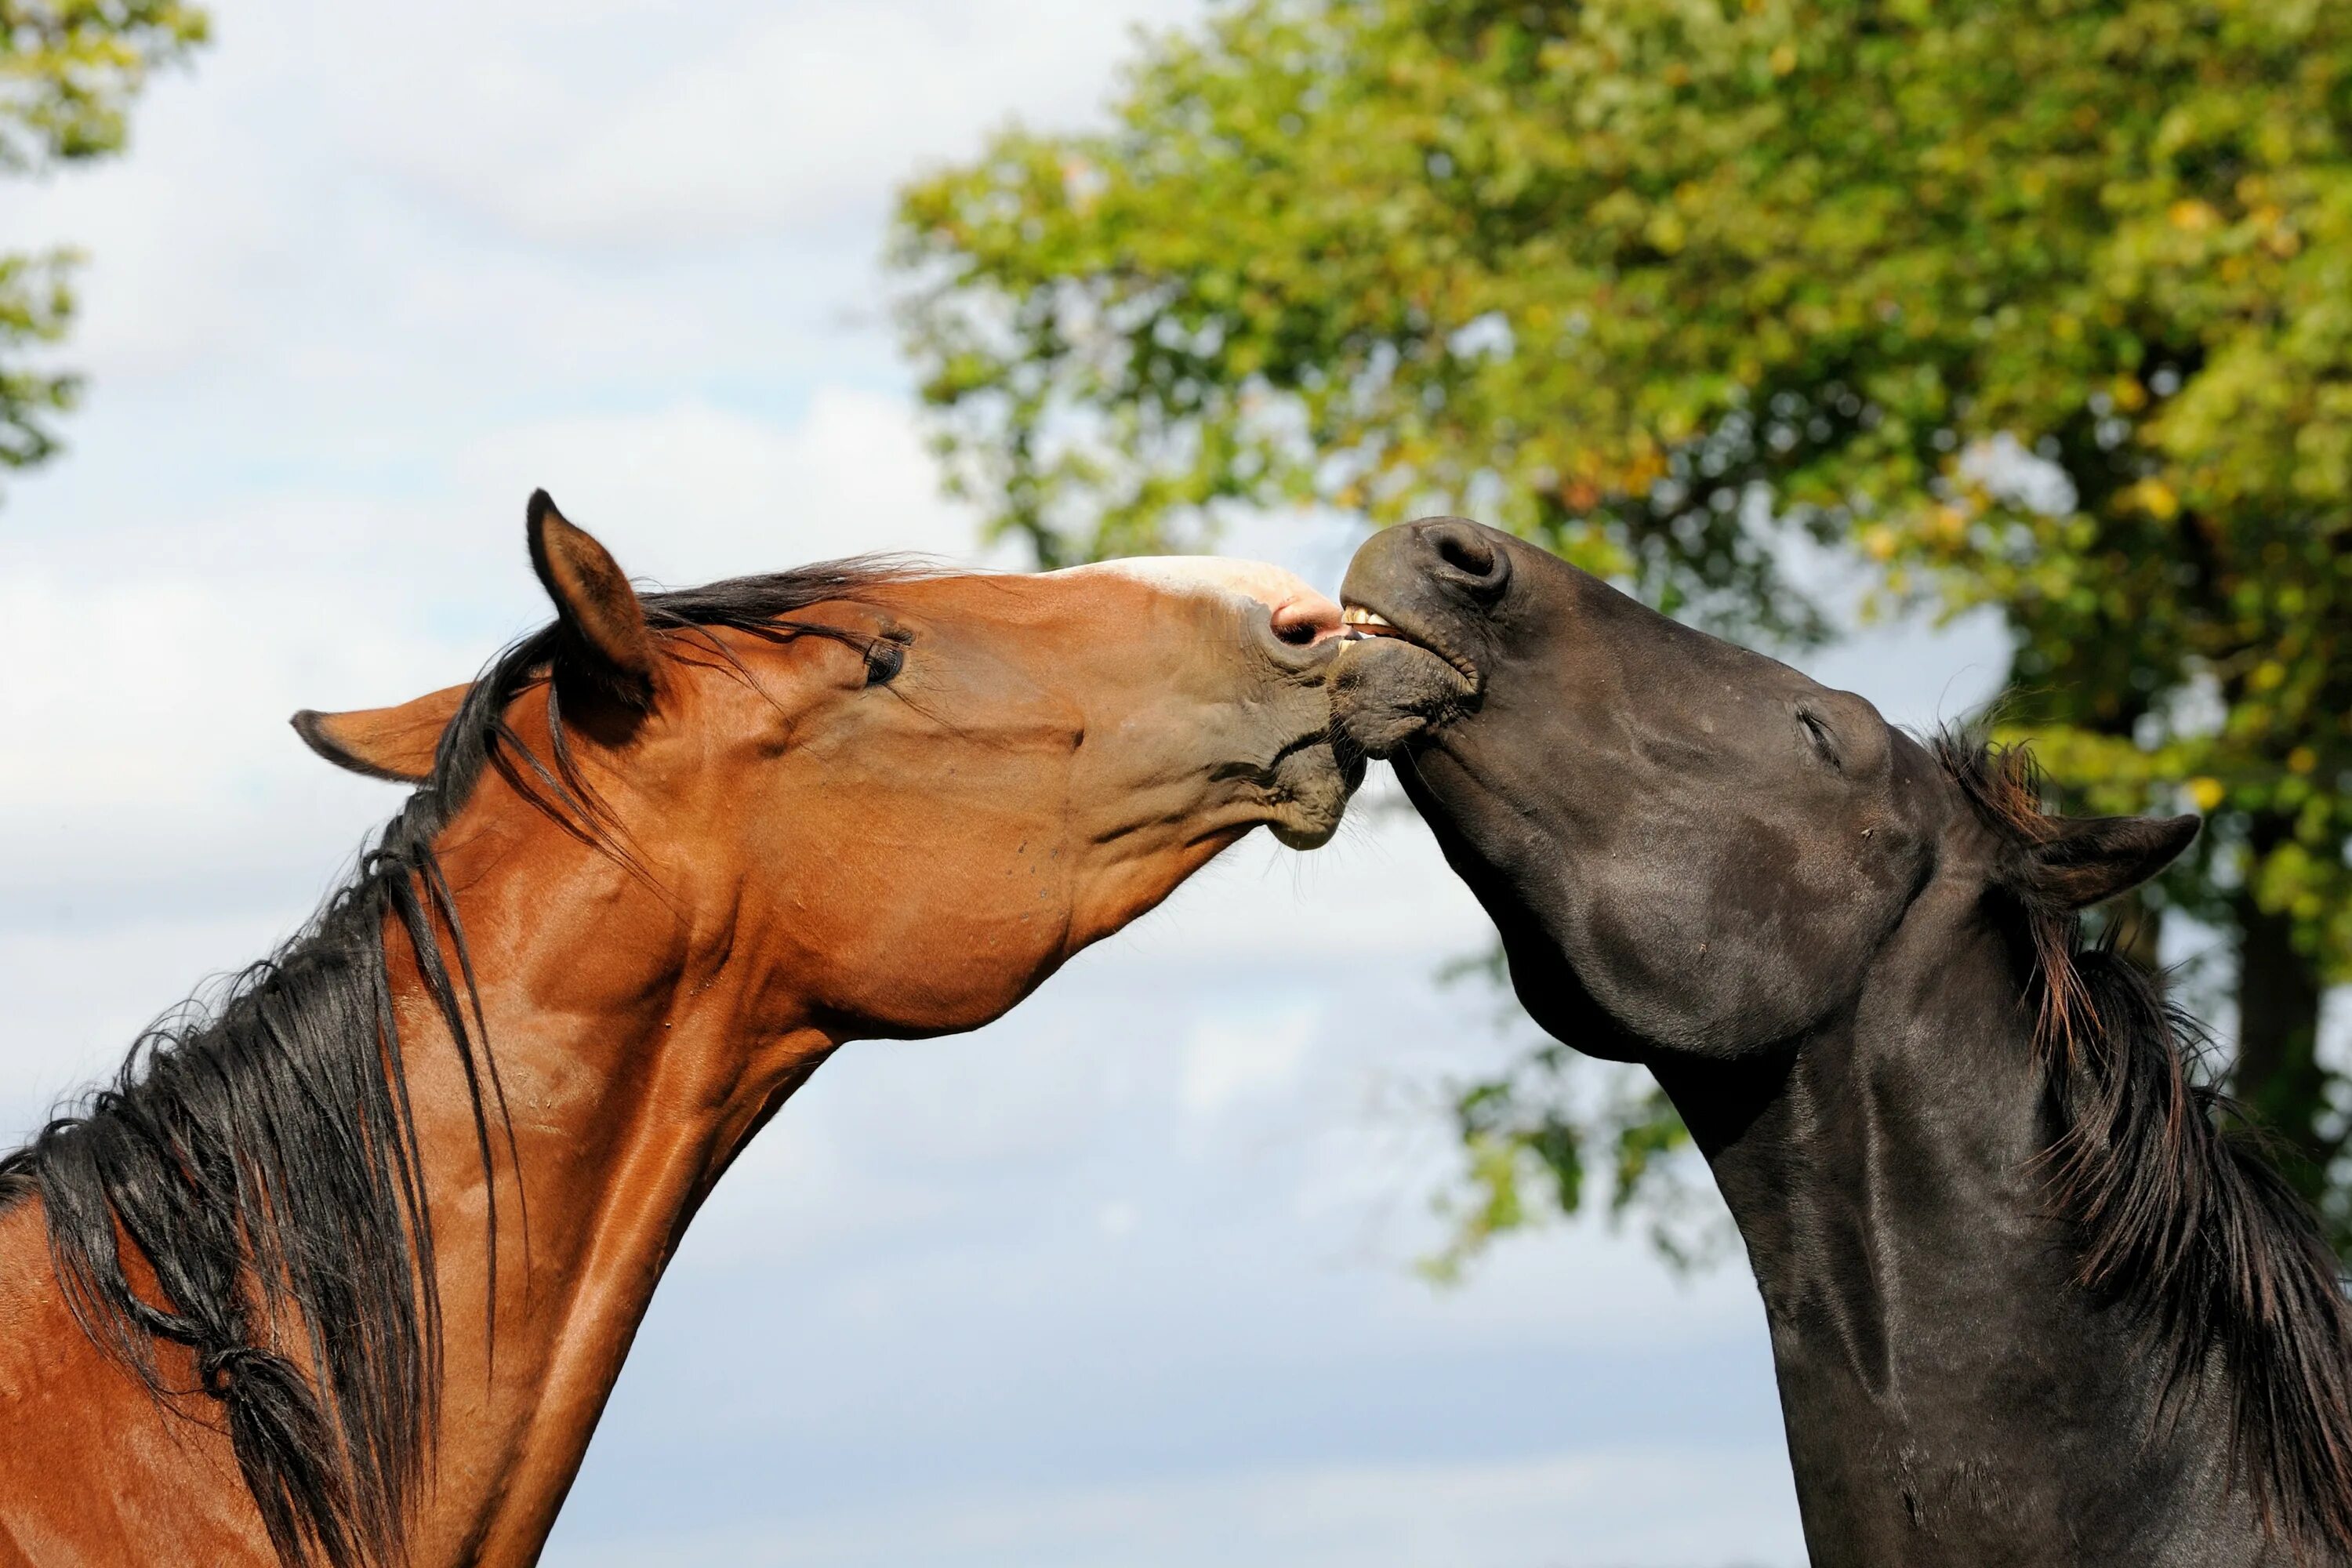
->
xmin=526 ymin=489 xmax=657 ymax=713
xmin=2023 ymin=812 xmax=2200 ymax=911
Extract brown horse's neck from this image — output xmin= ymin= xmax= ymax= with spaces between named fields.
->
xmin=385 ymin=828 xmax=832 ymax=1566
xmin=1660 ymin=918 xmax=2274 ymax=1568
xmin=0 ymin=827 xmax=811 ymax=1568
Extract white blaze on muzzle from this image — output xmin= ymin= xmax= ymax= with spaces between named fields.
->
xmin=1051 ymin=557 xmax=1346 ymax=643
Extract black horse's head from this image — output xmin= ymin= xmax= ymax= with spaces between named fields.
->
xmin=1329 ymin=517 xmax=2196 ymax=1065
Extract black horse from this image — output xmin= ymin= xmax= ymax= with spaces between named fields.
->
xmin=1331 ymin=517 xmax=2352 ymax=1567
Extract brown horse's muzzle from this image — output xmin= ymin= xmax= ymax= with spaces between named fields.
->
xmin=1047 ymin=556 xmax=1363 ymax=851
xmin=1261 ymin=648 xmax=1365 ymax=849
xmin=1229 ymin=577 xmax=1364 ymax=851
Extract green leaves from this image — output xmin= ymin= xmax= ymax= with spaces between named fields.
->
xmin=1 ymin=0 xmax=209 ymax=497
xmin=1 ymin=0 xmax=210 ymax=172
xmin=895 ymin=0 xmax=2352 ymax=1258
xmin=1425 ymin=1040 xmax=1728 ymax=1282
xmin=0 ymin=249 xmax=79 ymax=472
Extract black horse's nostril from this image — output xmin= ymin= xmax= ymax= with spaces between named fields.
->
xmin=1436 ymin=531 xmax=1493 ymax=576
xmin=1417 ymin=517 xmax=1509 ymax=598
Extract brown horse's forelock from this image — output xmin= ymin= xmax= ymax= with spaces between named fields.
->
xmin=1937 ymin=732 xmax=2352 ymax=1556
xmin=0 ymin=559 xmax=932 ymax=1568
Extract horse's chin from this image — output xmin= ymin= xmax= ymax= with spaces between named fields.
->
xmin=1264 ymin=740 xmax=1366 ymax=850
xmin=1330 ymin=637 xmax=1475 ymax=759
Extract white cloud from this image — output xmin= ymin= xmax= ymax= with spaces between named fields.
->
xmin=655 ymin=1107 xmax=961 ymax=1274
xmin=6 ymin=80 xmax=284 ymax=379
xmin=1094 ymin=779 xmax=1498 ymax=966
xmin=1958 ymin=430 xmax=2078 ymax=517
xmin=0 ymin=566 xmax=448 ymax=812
xmin=454 ymin=388 xmax=994 ymax=583
xmin=554 ymin=1445 xmax=1806 ymax=1568
xmin=10 ymin=0 xmax=1198 ymax=459
xmin=0 ymin=914 xmax=301 ymax=1127
xmin=330 ymin=0 xmax=1198 ymax=247
xmin=1179 ymin=992 xmax=1323 ymax=1116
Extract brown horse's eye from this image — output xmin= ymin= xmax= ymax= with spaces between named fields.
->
xmin=863 ymin=639 xmax=906 ymax=686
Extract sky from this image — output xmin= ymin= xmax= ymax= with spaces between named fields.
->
xmin=2 ymin=3 xmax=2019 ymax=1563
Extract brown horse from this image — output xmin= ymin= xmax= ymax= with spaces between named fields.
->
xmin=0 ymin=492 xmax=1359 ymax=1568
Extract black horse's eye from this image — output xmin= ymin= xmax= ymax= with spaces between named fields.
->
xmin=1797 ymin=706 xmax=1842 ymax=771
xmin=863 ymin=639 xmax=906 ymax=686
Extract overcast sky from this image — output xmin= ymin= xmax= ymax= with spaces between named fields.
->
xmin=2 ymin=3 xmax=2018 ymax=1563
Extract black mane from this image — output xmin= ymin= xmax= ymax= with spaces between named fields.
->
xmin=1940 ymin=735 xmax=2352 ymax=1558
xmin=0 ymin=559 xmax=931 ymax=1567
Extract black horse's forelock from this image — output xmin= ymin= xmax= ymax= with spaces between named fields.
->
xmin=1938 ymin=733 xmax=2352 ymax=1558
xmin=0 ymin=558 xmax=932 ymax=1568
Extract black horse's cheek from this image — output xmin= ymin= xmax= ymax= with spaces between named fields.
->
xmin=1329 ymin=639 xmax=1467 ymax=758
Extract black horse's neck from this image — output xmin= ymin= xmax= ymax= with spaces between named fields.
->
xmin=1655 ymin=918 xmax=2278 ymax=1568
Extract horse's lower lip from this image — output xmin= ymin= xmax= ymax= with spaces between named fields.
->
xmin=1329 ymin=634 xmax=1475 ymax=759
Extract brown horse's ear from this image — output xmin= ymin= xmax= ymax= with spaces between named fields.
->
xmin=291 ymin=682 xmax=473 ymax=782
xmin=2023 ymin=812 xmax=2200 ymax=911
xmin=526 ymin=488 xmax=657 ymax=713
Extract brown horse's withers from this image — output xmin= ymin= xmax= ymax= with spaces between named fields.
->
xmin=0 ymin=492 xmax=1359 ymax=1568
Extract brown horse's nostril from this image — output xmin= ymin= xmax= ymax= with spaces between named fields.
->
xmin=1271 ymin=590 xmax=1346 ymax=644
xmin=1418 ymin=518 xmax=1508 ymax=597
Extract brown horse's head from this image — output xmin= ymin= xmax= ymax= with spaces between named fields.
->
xmin=298 ymin=492 xmax=1360 ymax=1044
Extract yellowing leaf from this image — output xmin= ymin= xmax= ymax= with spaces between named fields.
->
xmin=2126 ymin=478 xmax=2180 ymax=520
xmin=2169 ymin=199 xmax=2220 ymax=232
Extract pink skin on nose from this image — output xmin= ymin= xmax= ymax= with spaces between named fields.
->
xmin=1051 ymin=558 xmax=1347 ymax=642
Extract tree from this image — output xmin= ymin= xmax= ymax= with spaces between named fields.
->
xmin=893 ymin=0 xmax=2352 ymax=1254
xmin=2 ymin=0 xmax=209 ymax=495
